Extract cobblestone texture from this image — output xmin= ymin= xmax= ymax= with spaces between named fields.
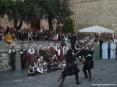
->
xmin=0 ymin=60 xmax=117 ymax=87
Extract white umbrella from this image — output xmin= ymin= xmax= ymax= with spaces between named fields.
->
xmin=79 ymin=25 xmax=114 ymax=33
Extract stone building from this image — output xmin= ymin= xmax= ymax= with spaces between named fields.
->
xmin=0 ymin=17 xmax=30 ymax=29
xmin=1 ymin=0 xmax=117 ymax=32
xmin=0 ymin=41 xmax=10 ymax=71
xmin=70 ymin=0 xmax=117 ymax=32
xmin=1 ymin=0 xmax=117 ymax=71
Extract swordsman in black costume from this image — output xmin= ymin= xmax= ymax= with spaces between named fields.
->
xmin=58 ymin=48 xmax=80 ymax=87
xmin=82 ymin=44 xmax=94 ymax=81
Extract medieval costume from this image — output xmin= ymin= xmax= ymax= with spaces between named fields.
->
xmin=28 ymin=46 xmax=37 ymax=66
xmin=74 ymin=41 xmax=83 ymax=59
xmin=58 ymin=49 xmax=80 ymax=87
xmin=0 ymin=31 xmax=3 ymax=40
xmin=37 ymin=56 xmax=48 ymax=74
xmin=20 ymin=48 xmax=27 ymax=69
xmin=37 ymin=56 xmax=44 ymax=74
xmin=58 ymin=61 xmax=66 ymax=70
xmin=116 ymin=42 xmax=117 ymax=60
xmin=113 ymin=39 xmax=117 ymax=60
xmin=83 ymin=54 xmax=94 ymax=81
xmin=110 ymin=41 xmax=116 ymax=59
xmin=99 ymin=39 xmax=103 ymax=59
xmin=37 ymin=46 xmax=40 ymax=57
xmin=27 ymin=65 xmax=36 ymax=76
xmin=48 ymin=44 xmax=55 ymax=57
xmin=64 ymin=36 xmax=69 ymax=46
xmin=102 ymin=42 xmax=108 ymax=59
xmin=43 ymin=47 xmax=50 ymax=63
xmin=108 ymin=41 xmax=111 ymax=59
xmin=43 ymin=61 xmax=48 ymax=73
xmin=93 ymin=42 xmax=100 ymax=60
xmin=50 ymin=55 xmax=59 ymax=70
xmin=53 ymin=34 xmax=58 ymax=43
xmin=39 ymin=47 xmax=45 ymax=57
xmin=55 ymin=46 xmax=60 ymax=59
xmin=8 ymin=46 xmax=16 ymax=71
xmin=59 ymin=46 xmax=65 ymax=62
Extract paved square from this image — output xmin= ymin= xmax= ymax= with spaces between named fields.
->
xmin=0 ymin=60 xmax=117 ymax=87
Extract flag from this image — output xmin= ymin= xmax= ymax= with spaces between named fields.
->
xmin=4 ymin=32 xmax=14 ymax=44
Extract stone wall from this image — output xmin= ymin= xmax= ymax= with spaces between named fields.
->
xmin=0 ymin=41 xmax=61 ymax=72
xmin=0 ymin=50 xmax=10 ymax=71
xmin=70 ymin=0 xmax=117 ymax=32
xmin=0 ymin=17 xmax=30 ymax=29
xmin=0 ymin=16 xmax=49 ymax=30
xmin=1 ymin=0 xmax=117 ymax=32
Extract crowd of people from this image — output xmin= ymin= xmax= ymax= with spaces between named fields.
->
xmin=6 ymin=25 xmax=117 ymax=86
xmin=9 ymin=42 xmax=70 ymax=75
xmin=0 ymin=26 xmax=71 ymax=41
xmin=7 ymin=31 xmax=117 ymax=63
xmin=2 ymin=25 xmax=116 ymax=81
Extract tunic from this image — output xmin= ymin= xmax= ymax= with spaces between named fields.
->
xmin=93 ymin=42 xmax=100 ymax=60
xmin=28 ymin=48 xmax=37 ymax=66
xmin=110 ymin=42 xmax=116 ymax=59
xmin=102 ymin=42 xmax=108 ymax=59
xmin=20 ymin=49 xmax=27 ymax=69
xmin=60 ymin=47 xmax=64 ymax=62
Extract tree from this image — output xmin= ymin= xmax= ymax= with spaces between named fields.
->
xmin=41 ymin=0 xmax=72 ymax=30
xmin=0 ymin=0 xmax=35 ymax=30
xmin=0 ymin=0 xmax=73 ymax=31
xmin=63 ymin=17 xmax=74 ymax=33
xmin=36 ymin=0 xmax=55 ymax=30
xmin=31 ymin=0 xmax=47 ymax=30
xmin=49 ymin=0 xmax=73 ymax=31
xmin=0 ymin=0 xmax=7 ymax=17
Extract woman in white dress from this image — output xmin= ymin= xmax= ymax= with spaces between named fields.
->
xmin=37 ymin=56 xmax=48 ymax=74
xmin=102 ymin=41 xmax=108 ymax=59
xmin=110 ymin=41 xmax=116 ymax=59
xmin=37 ymin=56 xmax=44 ymax=74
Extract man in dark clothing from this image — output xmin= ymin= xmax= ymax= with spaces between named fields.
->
xmin=58 ymin=49 xmax=80 ymax=87
xmin=8 ymin=46 xmax=16 ymax=71
xmin=20 ymin=48 xmax=27 ymax=69
xmin=83 ymin=54 xmax=94 ymax=81
xmin=99 ymin=38 xmax=103 ymax=59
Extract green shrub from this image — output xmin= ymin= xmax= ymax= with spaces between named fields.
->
xmin=63 ymin=18 xmax=74 ymax=33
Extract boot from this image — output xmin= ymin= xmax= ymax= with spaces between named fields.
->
xmin=75 ymin=73 xmax=80 ymax=84
xmin=83 ymin=68 xmax=88 ymax=79
xmin=88 ymin=70 xmax=92 ymax=81
xmin=58 ymin=76 xmax=65 ymax=87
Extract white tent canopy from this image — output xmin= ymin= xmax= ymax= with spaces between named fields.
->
xmin=79 ymin=25 xmax=114 ymax=33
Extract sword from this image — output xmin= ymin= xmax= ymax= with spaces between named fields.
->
xmin=74 ymin=40 xmax=94 ymax=56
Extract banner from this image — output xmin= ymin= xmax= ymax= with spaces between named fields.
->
xmin=5 ymin=32 xmax=14 ymax=44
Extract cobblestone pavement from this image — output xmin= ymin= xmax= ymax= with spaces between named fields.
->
xmin=0 ymin=60 xmax=117 ymax=87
